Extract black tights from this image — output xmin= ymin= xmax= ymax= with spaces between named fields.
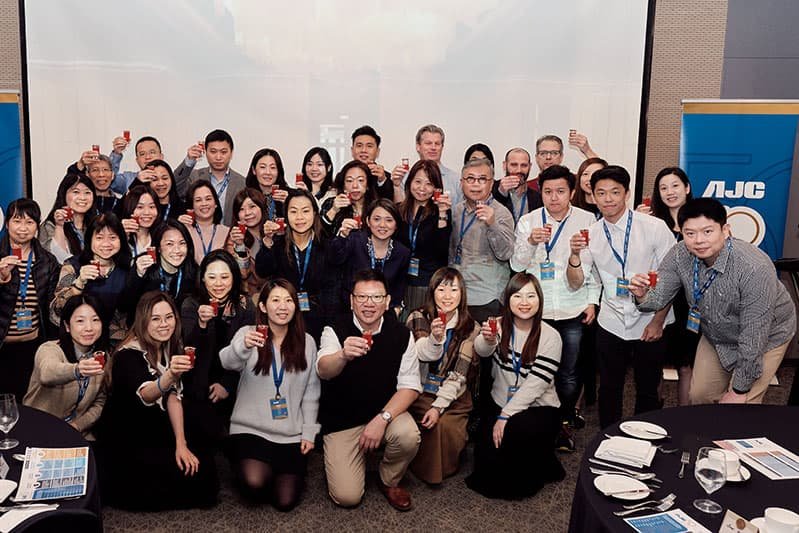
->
xmin=236 ymin=459 xmax=303 ymax=511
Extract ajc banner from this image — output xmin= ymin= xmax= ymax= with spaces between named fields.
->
xmin=680 ymin=100 xmax=799 ymax=260
xmin=0 ymin=91 xmax=24 ymax=229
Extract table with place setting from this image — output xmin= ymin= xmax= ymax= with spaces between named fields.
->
xmin=568 ymin=404 xmax=799 ymax=532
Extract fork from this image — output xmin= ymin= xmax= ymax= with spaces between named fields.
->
xmin=589 ymin=468 xmax=659 ymax=481
xmin=614 ymin=499 xmax=675 ymax=517
xmin=622 ymin=492 xmax=676 ymax=510
xmin=678 ymin=451 xmax=690 ymax=478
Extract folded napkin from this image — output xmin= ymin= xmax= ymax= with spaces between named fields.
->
xmin=0 ymin=505 xmax=59 ymax=533
xmin=594 ymin=436 xmax=656 ymax=468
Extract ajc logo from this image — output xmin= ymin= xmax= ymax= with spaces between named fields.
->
xmin=702 ymin=180 xmax=766 ymax=200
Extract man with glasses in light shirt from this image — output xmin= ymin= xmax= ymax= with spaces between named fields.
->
xmin=566 ymin=165 xmax=675 ymax=429
xmin=449 ymin=158 xmax=514 ymax=323
xmin=530 ymin=133 xmax=599 ymax=194
xmin=317 ymin=270 xmax=421 ymax=511
xmin=510 ymin=165 xmax=600 ymax=450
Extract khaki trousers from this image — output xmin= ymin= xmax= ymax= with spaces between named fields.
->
xmin=689 ymin=335 xmax=790 ymax=404
xmin=323 ymin=412 xmax=420 ymax=507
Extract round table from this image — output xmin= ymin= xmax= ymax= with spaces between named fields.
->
xmin=1 ymin=406 xmax=101 ymax=530
xmin=568 ymin=405 xmax=799 ymax=532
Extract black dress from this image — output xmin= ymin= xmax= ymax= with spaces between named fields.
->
xmin=664 ymin=229 xmax=700 ymax=367
xmin=96 ymin=347 xmax=218 ymax=510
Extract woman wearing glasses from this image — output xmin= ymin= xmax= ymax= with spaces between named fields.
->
xmin=466 ymin=272 xmax=565 ymax=499
xmin=406 ymin=267 xmax=478 ymax=485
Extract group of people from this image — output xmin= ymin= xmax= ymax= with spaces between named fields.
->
xmin=0 ymin=122 xmax=794 ymax=512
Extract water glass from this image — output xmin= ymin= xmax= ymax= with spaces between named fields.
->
xmin=693 ymin=446 xmax=726 ymax=514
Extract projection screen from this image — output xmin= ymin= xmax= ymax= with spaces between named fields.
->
xmin=23 ymin=0 xmax=650 ymax=212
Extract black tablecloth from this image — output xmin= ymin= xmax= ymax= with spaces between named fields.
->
xmin=569 ymin=405 xmax=799 ymax=532
xmin=2 ymin=406 xmax=101 ymax=530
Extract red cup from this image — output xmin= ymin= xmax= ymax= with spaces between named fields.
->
xmin=132 ymin=214 xmax=141 ymax=224
xmin=123 ymin=130 xmax=131 ymax=142
xmin=146 ymin=246 xmax=157 ymax=261
xmin=276 ymin=218 xmax=286 ymax=234
xmin=362 ymin=331 xmax=373 ymax=348
xmin=643 ymin=197 xmax=651 ymax=207
xmin=438 ymin=311 xmax=447 ymax=324
xmin=64 ymin=207 xmax=74 ymax=222
xmin=569 ymin=128 xmax=577 ymax=137
xmin=184 ymin=346 xmax=196 ymax=366
xmin=93 ymin=351 xmax=106 ymax=368
xmin=11 ymin=247 xmax=22 ymax=260
xmin=237 ymin=223 xmax=247 ymax=235
xmin=488 ymin=317 xmax=498 ymax=335
xmin=210 ymin=301 xmax=219 ymax=316
xmin=256 ymin=324 xmax=268 ymax=339
xmin=295 ymin=172 xmax=303 ymax=185
xmin=185 ymin=209 xmax=195 ymax=224
xmin=544 ymin=223 xmax=553 ymax=241
xmin=580 ymin=228 xmax=590 ymax=244
xmin=401 ymin=157 xmax=410 ymax=171
xmin=197 ymin=141 xmax=205 ymax=151
xmin=353 ymin=215 xmax=362 ymax=227
xmin=91 ymin=259 xmax=101 ymax=272
xmin=271 ymin=184 xmax=279 ymax=196
xmin=92 ymin=144 xmax=100 ymax=153
xmin=433 ymin=189 xmax=442 ymax=202
xmin=648 ymin=270 xmax=658 ymax=288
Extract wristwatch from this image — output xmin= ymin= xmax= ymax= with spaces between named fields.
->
xmin=379 ymin=410 xmax=393 ymax=424
xmin=436 ymin=406 xmax=445 ymax=415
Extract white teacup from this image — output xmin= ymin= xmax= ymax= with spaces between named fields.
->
xmin=718 ymin=449 xmax=742 ymax=480
xmin=765 ymin=507 xmax=799 ymax=533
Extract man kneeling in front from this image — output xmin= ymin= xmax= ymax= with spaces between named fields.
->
xmin=317 ymin=269 xmax=421 ymax=510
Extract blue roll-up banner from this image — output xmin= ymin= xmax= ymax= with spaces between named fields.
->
xmin=0 ymin=91 xmax=24 ymax=229
xmin=680 ymin=100 xmax=799 ymax=260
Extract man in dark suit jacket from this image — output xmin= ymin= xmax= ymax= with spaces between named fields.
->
xmin=492 ymin=147 xmax=542 ymax=227
xmin=350 ymin=125 xmax=403 ymax=202
xmin=174 ymin=129 xmax=245 ymax=225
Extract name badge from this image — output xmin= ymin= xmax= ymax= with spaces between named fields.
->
xmin=686 ymin=308 xmax=701 ymax=333
xmin=453 ymin=245 xmax=463 ymax=265
xmin=539 ymin=261 xmax=555 ymax=280
xmin=269 ymin=396 xmax=288 ymax=420
xmin=616 ymin=277 xmax=630 ymax=297
xmin=408 ymin=257 xmax=420 ymax=277
xmin=507 ymin=385 xmax=520 ymax=402
xmin=423 ymin=372 xmax=444 ymax=394
xmin=16 ymin=308 xmax=33 ymax=330
xmin=297 ymin=291 xmax=310 ymax=312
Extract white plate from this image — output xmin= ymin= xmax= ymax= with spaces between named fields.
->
xmin=750 ymin=517 xmax=766 ymax=531
xmin=727 ymin=464 xmax=751 ymax=482
xmin=0 ymin=479 xmax=17 ymax=503
xmin=593 ymin=474 xmax=650 ymax=501
xmin=619 ymin=421 xmax=668 ymax=441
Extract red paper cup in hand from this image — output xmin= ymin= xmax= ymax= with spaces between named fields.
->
xmin=276 ymin=218 xmax=286 ymax=234
xmin=544 ymin=224 xmax=553 ymax=241
xmin=401 ymin=157 xmax=410 ymax=171
xmin=93 ymin=351 xmax=106 ymax=368
xmin=271 ymin=185 xmax=279 ymax=196
xmin=91 ymin=259 xmax=101 ymax=272
xmin=580 ymin=228 xmax=590 ymax=244
xmin=438 ymin=311 xmax=447 ymax=324
xmin=362 ymin=331 xmax=373 ymax=349
xmin=64 ymin=207 xmax=74 ymax=222
xmin=488 ymin=317 xmax=498 ymax=335
xmin=184 ymin=346 xmax=196 ymax=366
xmin=210 ymin=301 xmax=219 ymax=316
xmin=197 ymin=141 xmax=205 ymax=151
xmin=295 ymin=172 xmax=303 ymax=185
xmin=185 ymin=209 xmax=195 ymax=224
xmin=238 ymin=223 xmax=247 ymax=235
xmin=132 ymin=214 xmax=141 ymax=224
xmin=353 ymin=215 xmax=362 ymax=228
xmin=123 ymin=130 xmax=131 ymax=142
xmin=92 ymin=144 xmax=100 ymax=154
xmin=433 ymin=189 xmax=442 ymax=202
xmin=256 ymin=324 xmax=268 ymax=339
xmin=146 ymin=246 xmax=157 ymax=261
xmin=11 ymin=247 xmax=22 ymax=260
xmin=648 ymin=270 xmax=658 ymax=288
xmin=643 ymin=197 xmax=651 ymax=207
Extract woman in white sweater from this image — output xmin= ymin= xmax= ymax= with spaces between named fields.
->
xmin=465 ymin=272 xmax=565 ymax=499
xmin=220 ymin=278 xmax=320 ymax=511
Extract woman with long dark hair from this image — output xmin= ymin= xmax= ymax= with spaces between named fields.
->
xmin=221 ymin=278 xmax=320 ymax=510
xmin=24 ymin=294 xmax=108 ymax=439
xmin=396 ymin=160 xmax=452 ymax=317
xmin=466 ymin=272 xmax=565 ymax=499
xmin=144 ymin=159 xmax=184 ymax=221
xmin=51 ymin=213 xmax=131 ymax=344
xmin=255 ymin=189 xmax=347 ymax=341
xmin=300 ymin=147 xmax=336 ymax=208
xmin=246 ymin=148 xmax=288 ymax=221
xmin=0 ymin=198 xmax=60 ymax=401
xmin=39 ymin=174 xmax=97 ymax=263
xmin=178 ymin=180 xmax=230 ymax=266
xmin=97 ymin=291 xmax=218 ymax=510
xmin=406 ymin=267 xmax=478 ymax=485
xmin=119 ymin=183 xmax=162 ymax=260
xmin=225 ymin=188 xmax=267 ymax=298
xmin=571 ymin=157 xmax=607 ymax=219
xmin=320 ymin=160 xmax=378 ymax=237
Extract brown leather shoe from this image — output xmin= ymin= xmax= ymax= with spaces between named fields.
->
xmin=378 ymin=482 xmax=412 ymax=511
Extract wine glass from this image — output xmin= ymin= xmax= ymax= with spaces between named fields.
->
xmin=693 ymin=447 xmax=726 ymax=514
xmin=0 ymin=394 xmax=20 ymax=450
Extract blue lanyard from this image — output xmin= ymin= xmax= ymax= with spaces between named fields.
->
xmin=195 ymin=224 xmax=218 ymax=256
xmin=270 ymin=351 xmax=285 ymax=396
xmin=159 ymin=266 xmax=183 ymax=296
xmin=457 ymin=199 xmax=490 ymax=249
xmin=18 ymin=250 xmax=34 ymax=301
xmin=213 ymin=173 xmax=230 ymax=199
xmin=71 ymin=222 xmax=85 ymax=249
xmin=692 ymin=239 xmax=732 ymax=307
xmin=66 ymin=353 xmax=91 ymax=422
xmin=268 ymin=197 xmax=276 ymax=220
xmin=510 ymin=190 xmax=528 ymax=224
xmin=368 ymin=238 xmax=392 ymax=270
xmin=407 ymin=209 xmax=423 ymax=254
xmin=431 ymin=328 xmax=454 ymax=374
xmin=293 ymin=238 xmax=313 ymax=290
xmin=602 ymin=211 xmax=633 ymax=278
xmin=509 ymin=329 xmax=522 ymax=383
xmin=541 ymin=209 xmax=570 ymax=262
xmin=163 ymin=203 xmax=171 ymax=219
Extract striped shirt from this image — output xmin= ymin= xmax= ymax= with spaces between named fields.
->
xmin=7 ymin=260 xmax=40 ymax=341
xmin=474 ymin=321 xmax=562 ymax=416
xmin=638 ymin=237 xmax=796 ymax=392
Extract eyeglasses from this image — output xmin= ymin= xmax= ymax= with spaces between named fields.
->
xmin=536 ymin=150 xmax=562 ymax=158
xmin=352 ymin=294 xmax=387 ymax=304
xmin=137 ymin=149 xmax=160 ymax=158
xmin=462 ymin=177 xmax=490 ymax=185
